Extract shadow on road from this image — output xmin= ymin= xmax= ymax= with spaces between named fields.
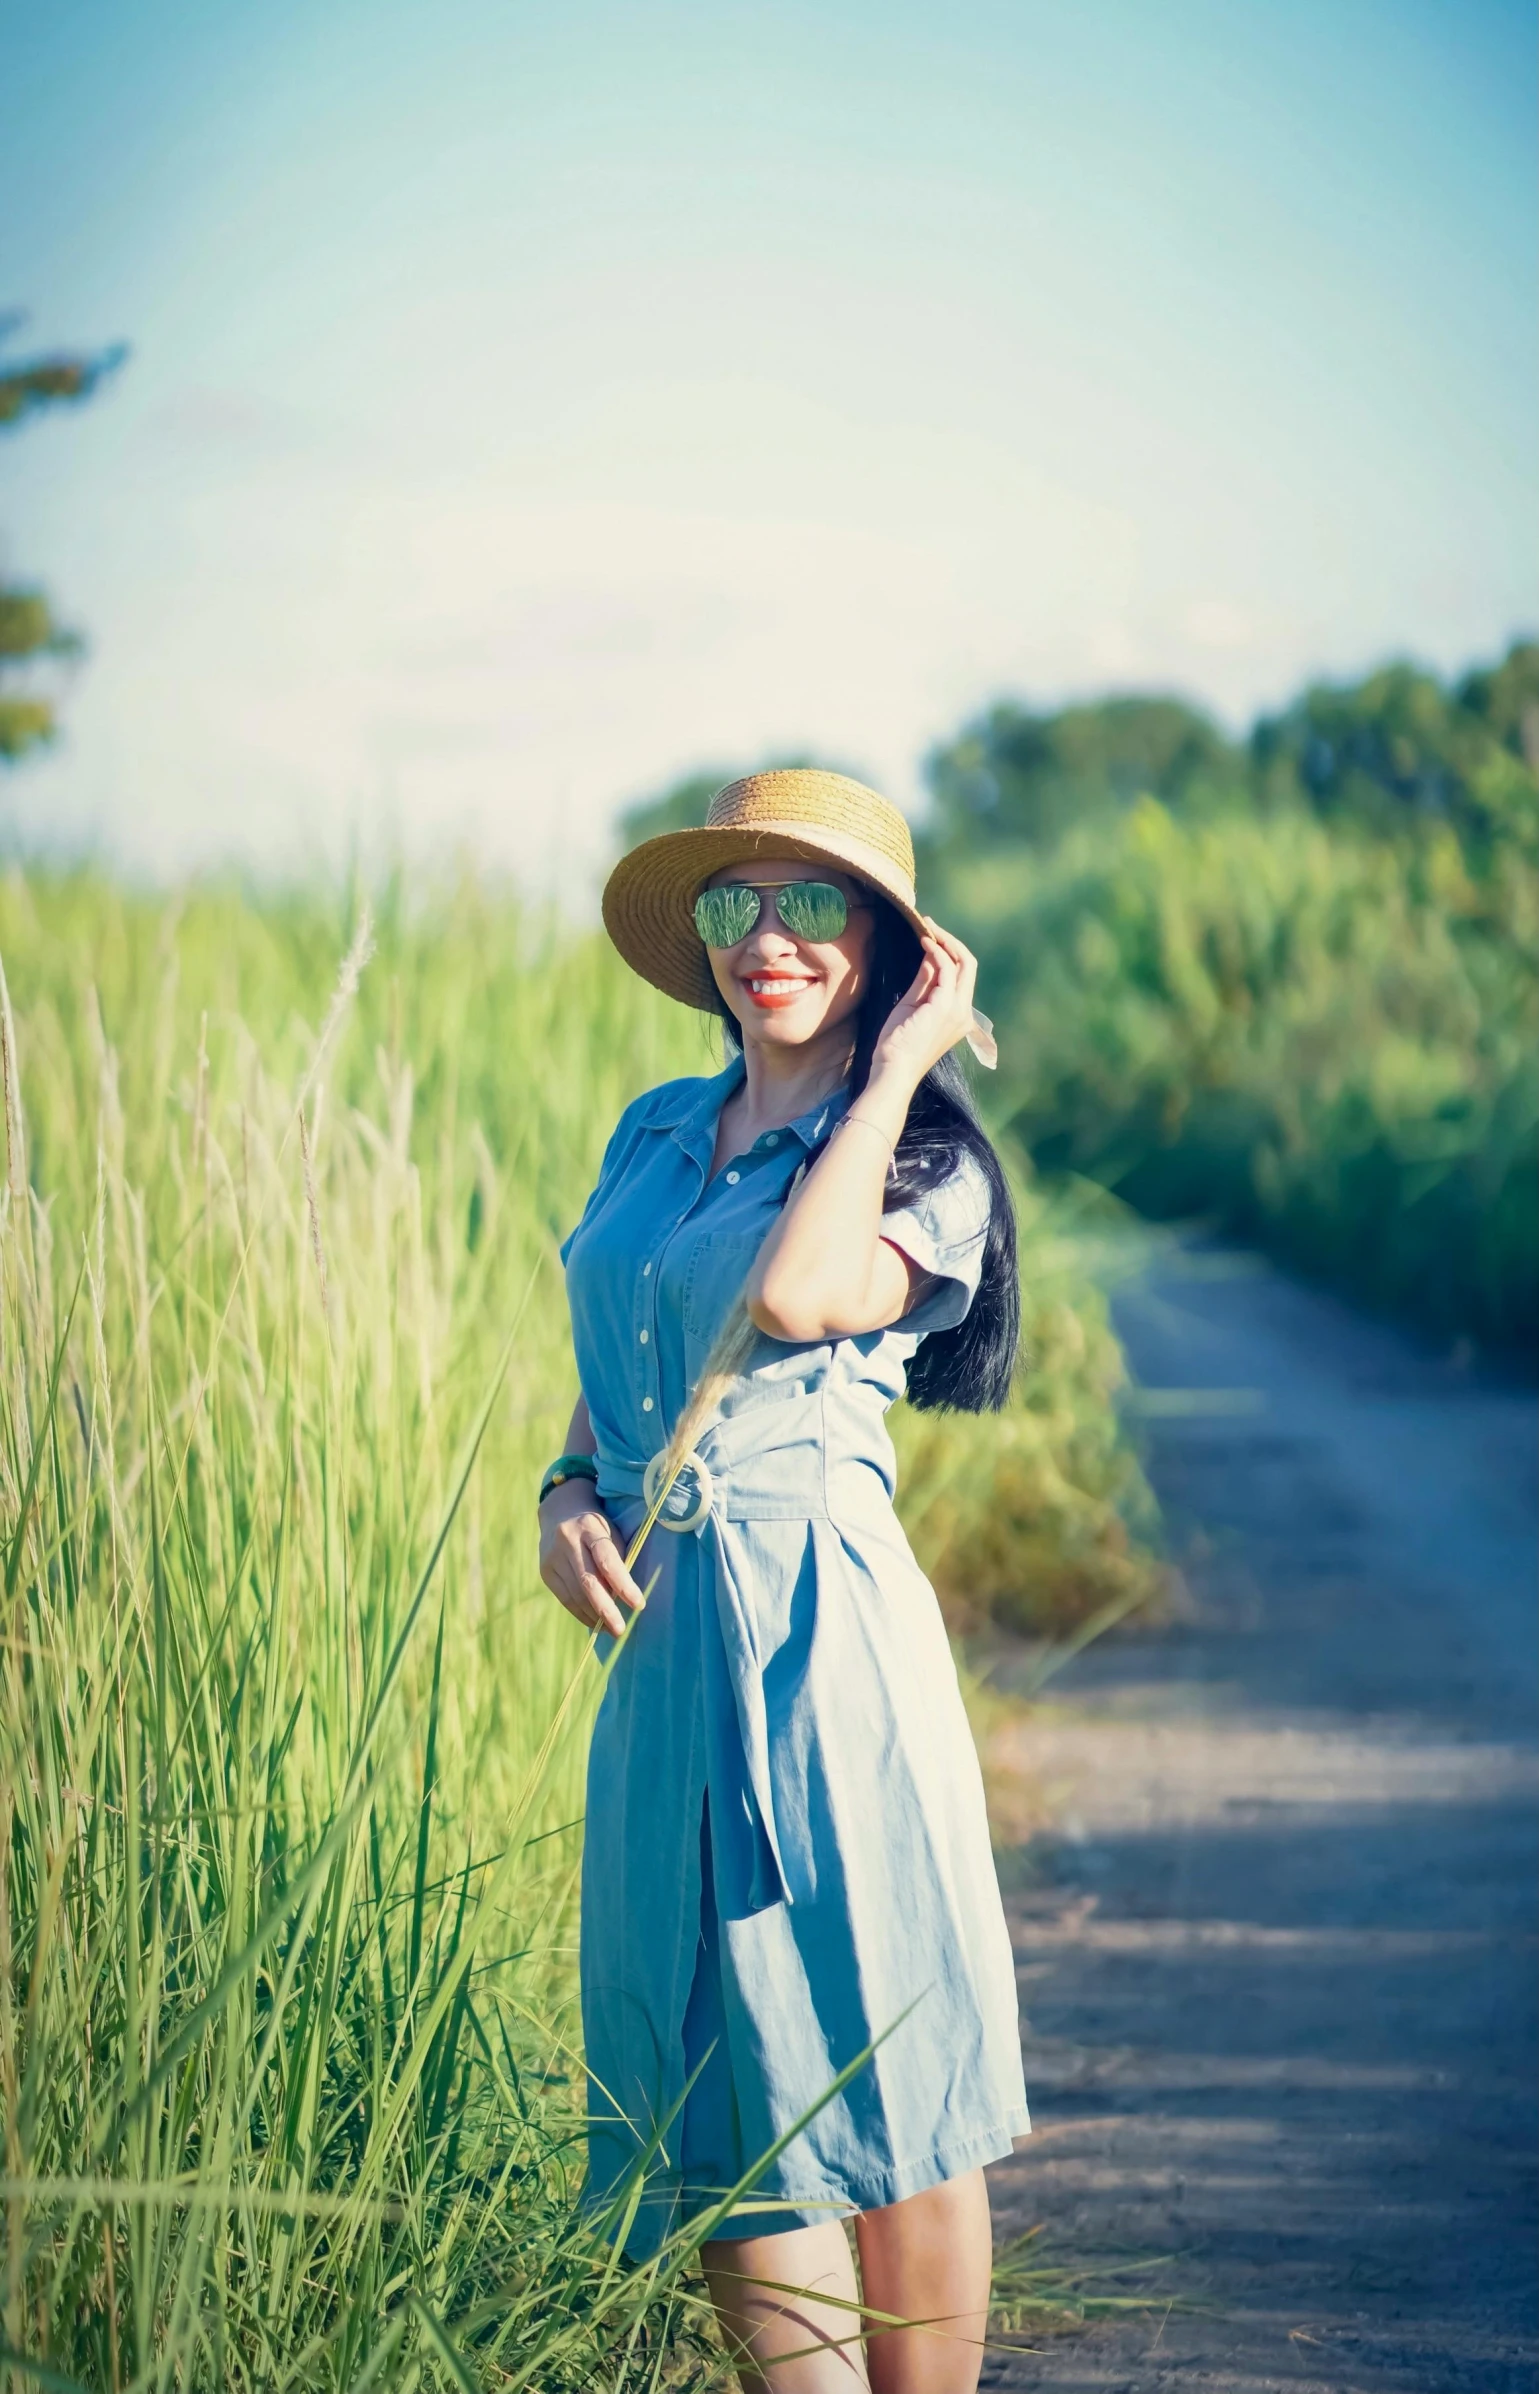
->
xmin=984 ymin=1238 xmax=1538 ymax=2394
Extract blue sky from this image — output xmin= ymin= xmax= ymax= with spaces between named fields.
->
xmin=2 ymin=0 xmax=1534 ymax=890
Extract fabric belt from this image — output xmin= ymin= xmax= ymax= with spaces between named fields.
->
xmin=594 ymin=1388 xmax=830 ymax=1525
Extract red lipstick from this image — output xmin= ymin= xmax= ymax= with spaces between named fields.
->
xmin=740 ymin=977 xmax=813 ymax=1010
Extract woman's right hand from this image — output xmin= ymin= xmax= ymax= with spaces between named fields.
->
xmin=538 ymin=1478 xmax=646 ymax=1637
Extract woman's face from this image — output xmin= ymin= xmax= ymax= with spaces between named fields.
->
xmin=701 ymin=856 xmax=877 ymax=1055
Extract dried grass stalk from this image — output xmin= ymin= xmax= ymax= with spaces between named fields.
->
xmin=620 ymin=1290 xmax=760 ymax=1574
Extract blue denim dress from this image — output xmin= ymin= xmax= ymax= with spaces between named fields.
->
xmin=560 ymin=1057 xmax=1029 ymax=2253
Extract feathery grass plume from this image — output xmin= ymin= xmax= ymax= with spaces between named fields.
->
xmin=192 ymin=1005 xmax=209 ymax=1178
xmin=620 ymin=1291 xmax=759 ymax=1575
xmin=294 ymin=898 xmax=375 ymax=1120
xmin=297 ymin=1104 xmax=330 ymax=1321
xmin=0 ymin=950 xmax=23 ymax=1203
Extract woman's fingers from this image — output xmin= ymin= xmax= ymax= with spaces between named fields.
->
xmin=575 ymin=1565 xmax=628 ymax=1638
xmin=584 ymin=1521 xmax=645 ymax=1609
xmin=899 ymin=932 xmax=978 ymax=1063
xmin=922 ymin=928 xmax=966 ymax=974
xmin=918 ymin=937 xmax=964 ymax=1012
xmin=905 ymin=945 xmax=938 ymax=1003
xmin=921 ymin=924 xmax=977 ymax=1012
xmin=923 ymin=917 xmax=977 ymax=981
xmin=546 ymin=1557 xmax=604 ymax=1634
xmin=540 ymin=1508 xmax=643 ymax=1636
xmin=563 ymin=1540 xmax=625 ymax=1634
xmin=556 ymin=1582 xmax=605 ymax=1634
xmin=874 ymin=920 xmax=983 ymax=1076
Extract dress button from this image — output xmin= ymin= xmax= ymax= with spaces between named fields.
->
xmin=642 ymin=1261 xmax=652 ymax=1276
xmin=642 ymin=1396 xmax=653 ymax=1413
xmin=766 ymin=1132 xmax=779 ymax=1145
xmin=725 ymin=1169 xmax=740 ymax=1184
xmin=639 ymin=1329 xmax=648 ymax=1345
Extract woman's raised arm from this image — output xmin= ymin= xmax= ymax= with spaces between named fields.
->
xmin=746 ymin=921 xmax=979 ymax=1342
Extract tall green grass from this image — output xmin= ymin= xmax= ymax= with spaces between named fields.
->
xmin=936 ymin=800 xmax=1539 ymax=1354
xmin=0 ymin=868 xmax=1158 ymax=2388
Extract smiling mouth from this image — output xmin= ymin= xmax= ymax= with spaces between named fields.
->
xmin=741 ymin=975 xmax=815 ymax=1007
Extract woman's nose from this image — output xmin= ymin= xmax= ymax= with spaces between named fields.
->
xmin=740 ymin=920 xmax=800 ymax=963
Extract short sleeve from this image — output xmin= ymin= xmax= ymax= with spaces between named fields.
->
xmin=879 ymin=1150 xmax=993 ymax=1336
xmin=558 ymin=1103 xmax=639 ymax=1266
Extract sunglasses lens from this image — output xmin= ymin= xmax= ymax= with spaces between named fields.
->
xmin=693 ymin=884 xmax=761 ymax=947
xmin=775 ymin=882 xmax=849 ymax=942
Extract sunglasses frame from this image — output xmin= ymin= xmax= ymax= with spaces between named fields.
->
xmin=692 ymin=878 xmax=871 ymax=949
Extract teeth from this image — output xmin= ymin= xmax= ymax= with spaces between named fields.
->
xmin=748 ymin=978 xmax=806 ymax=994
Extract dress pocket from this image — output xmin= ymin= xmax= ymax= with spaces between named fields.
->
xmin=683 ymin=1231 xmax=762 ymax=1356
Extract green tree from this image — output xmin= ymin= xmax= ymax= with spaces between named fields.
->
xmin=1250 ymin=642 xmax=1539 ymax=857
xmin=920 ymin=648 xmax=1539 ymax=868
xmin=920 ymin=693 xmax=1243 ymax=861
xmin=0 ymin=312 xmax=126 ymax=761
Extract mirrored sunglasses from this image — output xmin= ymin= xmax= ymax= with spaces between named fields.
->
xmin=693 ymin=880 xmax=865 ymax=948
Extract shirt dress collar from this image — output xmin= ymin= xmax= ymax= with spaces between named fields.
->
xmin=663 ymin=1054 xmax=853 ymax=1186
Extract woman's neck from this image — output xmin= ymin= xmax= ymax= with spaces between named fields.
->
xmin=724 ymin=1026 xmax=854 ymax=1145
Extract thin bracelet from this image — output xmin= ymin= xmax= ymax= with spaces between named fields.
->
xmin=833 ymin=1113 xmax=896 ymax=1156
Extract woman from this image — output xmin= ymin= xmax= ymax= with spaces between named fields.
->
xmin=540 ymin=770 xmax=1029 ymax=2392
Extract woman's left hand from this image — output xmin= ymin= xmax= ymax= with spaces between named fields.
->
xmin=868 ymin=919 xmax=980 ymax=1092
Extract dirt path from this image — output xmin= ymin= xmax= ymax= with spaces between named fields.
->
xmin=982 ymin=1239 xmax=1538 ymax=2394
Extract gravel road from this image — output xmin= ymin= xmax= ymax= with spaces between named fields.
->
xmin=982 ymin=1241 xmax=1538 ymax=2394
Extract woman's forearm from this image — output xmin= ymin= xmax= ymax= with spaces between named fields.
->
xmin=746 ymin=1068 xmax=919 ymax=1341
xmin=563 ymin=1393 xmax=597 ymax=1455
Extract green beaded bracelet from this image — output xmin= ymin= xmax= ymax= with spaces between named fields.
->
xmin=538 ymin=1452 xmax=599 ymax=1508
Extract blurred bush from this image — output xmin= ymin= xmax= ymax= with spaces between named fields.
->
xmin=920 ymin=643 xmax=1539 ymax=1357
xmin=895 ymin=1183 xmax=1164 ymax=1635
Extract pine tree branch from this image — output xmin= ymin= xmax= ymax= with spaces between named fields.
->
xmin=0 ymin=312 xmax=128 ymax=432
xmin=0 ymin=589 xmax=82 ymax=665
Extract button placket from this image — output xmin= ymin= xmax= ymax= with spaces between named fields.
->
xmin=637 ymin=1164 xmax=711 ymax=1442
xmin=636 ymin=1229 xmax=664 ymax=1431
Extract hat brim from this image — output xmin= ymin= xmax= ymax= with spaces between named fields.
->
xmin=601 ymin=819 xmax=929 ymax=1009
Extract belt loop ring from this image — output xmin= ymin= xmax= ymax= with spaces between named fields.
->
xmin=642 ymin=1447 xmax=715 ymax=1532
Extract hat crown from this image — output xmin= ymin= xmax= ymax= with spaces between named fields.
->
xmin=706 ymin=770 xmax=916 ymax=894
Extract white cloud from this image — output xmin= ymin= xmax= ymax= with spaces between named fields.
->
xmin=1184 ymin=598 xmax=1254 ymax=652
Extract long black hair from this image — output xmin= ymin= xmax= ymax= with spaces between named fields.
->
xmin=716 ymin=898 xmax=1020 ymax=1412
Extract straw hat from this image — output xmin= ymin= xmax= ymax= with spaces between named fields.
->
xmin=602 ymin=768 xmax=928 ymax=1011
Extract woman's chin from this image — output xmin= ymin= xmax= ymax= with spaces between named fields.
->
xmin=743 ymin=1006 xmax=828 ymax=1047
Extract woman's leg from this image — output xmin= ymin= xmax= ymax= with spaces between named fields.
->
xmin=853 ymin=2170 xmax=992 ymax=2394
xmin=703 ymin=2223 xmax=870 ymax=2391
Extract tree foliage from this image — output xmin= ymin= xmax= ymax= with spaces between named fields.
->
xmin=0 ymin=310 xmax=126 ymax=762
xmin=920 ymin=642 xmax=1539 ymax=865
xmin=918 ymin=643 xmax=1539 ymax=1356
xmin=1251 ymin=645 xmax=1539 ymax=856
xmin=922 ymin=693 xmax=1240 ymax=854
